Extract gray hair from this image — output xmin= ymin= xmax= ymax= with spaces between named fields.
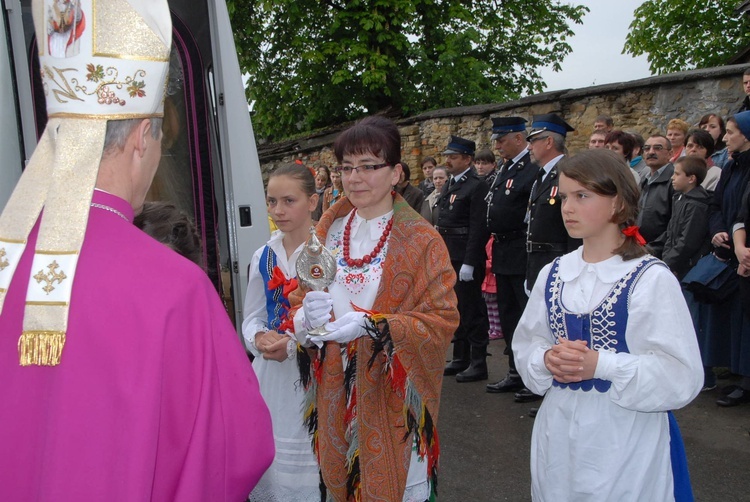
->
xmin=103 ymin=118 xmax=163 ymax=153
xmin=550 ymin=131 xmax=566 ymax=153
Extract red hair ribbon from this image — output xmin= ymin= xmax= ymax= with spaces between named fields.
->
xmin=295 ymin=159 xmax=317 ymax=178
xmin=622 ymin=225 xmax=646 ymax=246
xmin=267 ymin=266 xmax=299 ymax=298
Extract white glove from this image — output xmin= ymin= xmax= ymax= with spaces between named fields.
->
xmin=302 ymin=290 xmax=333 ymax=331
xmin=307 ymin=311 xmax=369 ymax=346
xmin=459 ymin=263 xmax=475 ymax=282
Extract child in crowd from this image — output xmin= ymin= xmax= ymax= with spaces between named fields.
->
xmin=242 ymin=163 xmax=321 ymax=501
xmin=661 ymin=156 xmax=712 ymax=279
xmin=134 ymin=201 xmax=203 ymax=267
xmin=514 ymin=149 xmax=702 ymax=501
xmin=483 ymin=237 xmax=503 ymax=340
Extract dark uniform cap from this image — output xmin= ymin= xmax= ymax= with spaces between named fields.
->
xmin=527 ymin=114 xmax=575 ymax=139
xmin=442 ymin=135 xmax=476 ymax=156
xmin=491 ymin=117 xmax=527 ymax=140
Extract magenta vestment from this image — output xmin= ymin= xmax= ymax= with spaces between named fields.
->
xmin=0 ymin=191 xmax=274 ymax=500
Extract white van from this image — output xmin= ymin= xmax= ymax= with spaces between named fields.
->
xmin=0 ymin=0 xmax=269 ymax=331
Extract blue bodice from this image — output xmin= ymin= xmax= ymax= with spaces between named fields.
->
xmin=259 ymin=246 xmax=291 ymax=331
xmin=544 ymin=256 xmax=663 ymax=392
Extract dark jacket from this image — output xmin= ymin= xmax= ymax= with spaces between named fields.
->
xmin=709 ymin=150 xmax=750 ymax=262
xmin=396 ymin=182 xmax=425 ymax=214
xmin=638 ymin=163 xmax=675 ymax=257
xmin=436 ymin=169 xmax=490 ymax=267
xmin=486 ymin=151 xmax=538 ymax=276
xmin=660 ymin=186 xmax=712 ymax=280
xmin=525 ymin=160 xmax=581 ymax=289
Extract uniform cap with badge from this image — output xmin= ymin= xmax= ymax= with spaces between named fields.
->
xmin=442 ymin=135 xmax=476 ymax=156
xmin=491 ymin=117 xmax=528 ymax=141
xmin=527 ymin=114 xmax=575 ymax=140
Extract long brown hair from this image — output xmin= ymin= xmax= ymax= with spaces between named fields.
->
xmin=558 ymin=149 xmax=647 ymax=260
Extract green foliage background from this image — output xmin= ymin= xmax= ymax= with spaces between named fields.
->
xmin=624 ymin=0 xmax=750 ymax=75
xmin=227 ymin=0 xmax=587 ymax=140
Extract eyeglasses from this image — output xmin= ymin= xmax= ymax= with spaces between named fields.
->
xmin=642 ymin=144 xmax=667 ymax=152
xmin=528 ymin=135 xmax=549 ymax=144
xmin=333 ymin=163 xmax=390 ymax=175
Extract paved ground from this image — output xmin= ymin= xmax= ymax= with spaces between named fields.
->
xmin=438 ymin=339 xmax=750 ymax=501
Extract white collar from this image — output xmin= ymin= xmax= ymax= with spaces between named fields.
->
xmin=351 ymin=209 xmax=394 ymax=240
xmin=267 ymin=229 xmax=306 ymax=266
xmin=558 ymin=246 xmax=649 ymax=283
xmin=453 ymin=167 xmax=472 ymax=180
xmin=511 ymin=148 xmax=529 ymax=165
xmin=541 ymin=154 xmax=565 ymax=175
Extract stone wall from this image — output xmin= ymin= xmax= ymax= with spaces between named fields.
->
xmin=258 ymin=64 xmax=749 ymax=183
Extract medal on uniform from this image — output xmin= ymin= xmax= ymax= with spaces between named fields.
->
xmin=449 ymin=194 xmax=456 ymax=210
xmin=549 ymin=186 xmax=558 ymax=205
xmin=505 ymin=179 xmax=513 ymax=195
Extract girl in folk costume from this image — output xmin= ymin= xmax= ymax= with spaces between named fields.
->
xmin=290 ymin=116 xmax=459 ymax=501
xmin=242 ymin=163 xmax=321 ymax=501
xmin=513 ymin=149 xmax=703 ymax=501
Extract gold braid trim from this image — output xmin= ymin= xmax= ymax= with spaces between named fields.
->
xmin=18 ymin=331 xmax=66 ymax=366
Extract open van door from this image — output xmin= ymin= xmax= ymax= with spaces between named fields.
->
xmin=0 ymin=0 xmax=269 ymax=333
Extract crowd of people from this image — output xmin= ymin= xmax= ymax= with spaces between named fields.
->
xmin=1 ymin=1 xmax=747 ymax=500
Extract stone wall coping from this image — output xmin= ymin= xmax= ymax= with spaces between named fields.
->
xmin=258 ymin=64 xmax=750 ymax=162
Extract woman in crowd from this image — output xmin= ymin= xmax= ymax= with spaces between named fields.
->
xmin=312 ymin=165 xmax=331 ymax=221
xmin=322 ymin=167 xmax=344 ymax=212
xmin=604 ymin=130 xmax=642 ymax=181
xmin=514 ymin=149 xmax=702 ymax=501
xmin=291 ymin=116 xmax=459 ymax=501
xmin=418 ymin=156 xmax=437 ymax=196
xmin=667 ymin=118 xmax=690 ymax=162
xmin=699 ymin=113 xmax=730 ymax=169
xmin=705 ymin=111 xmax=750 ymax=406
xmin=420 ymin=165 xmax=448 ymax=225
xmin=684 ymin=129 xmax=722 ymax=191
xmin=243 ymin=163 xmax=321 ymax=501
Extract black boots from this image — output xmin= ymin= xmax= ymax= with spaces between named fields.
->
xmin=444 ymin=340 xmax=469 ymax=376
xmin=455 ymin=345 xmax=488 ymax=383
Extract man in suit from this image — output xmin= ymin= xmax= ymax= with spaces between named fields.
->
xmin=525 ymin=114 xmax=581 ymax=292
xmin=637 ymin=134 xmax=675 ymax=258
xmin=484 ymin=117 xmax=540 ymax=397
xmin=437 ymin=136 xmax=491 ymax=382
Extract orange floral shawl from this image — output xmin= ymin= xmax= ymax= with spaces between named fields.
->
xmin=291 ymin=195 xmax=458 ymax=501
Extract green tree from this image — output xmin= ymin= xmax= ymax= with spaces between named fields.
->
xmin=624 ymin=0 xmax=750 ymax=75
xmin=228 ymin=0 xmax=587 ymax=140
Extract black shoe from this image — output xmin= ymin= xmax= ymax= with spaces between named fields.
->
xmin=444 ymin=360 xmax=470 ymax=376
xmin=514 ymin=387 xmax=542 ymax=403
xmin=528 ymin=407 xmax=539 ymax=418
xmin=455 ymin=364 xmax=488 ymax=383
xmin=485 ymin=374 xmax=524 ymax=393
xmin=717 ymin=388 xmax=750 ymax=407
xmin=720 ymin=384 xmax=740 ymax=396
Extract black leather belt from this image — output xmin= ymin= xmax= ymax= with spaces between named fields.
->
xmin=436 ymin=226 xmax=470 ymax=235
xmin=491 ymin=230 xmax=526 ymax=241
xmin=526 ymin=241 xmax=567 ymax=253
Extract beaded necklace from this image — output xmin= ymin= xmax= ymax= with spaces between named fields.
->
xmin=342 ymin=209 xmax=393 ymax=268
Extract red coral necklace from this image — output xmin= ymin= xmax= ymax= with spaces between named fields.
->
xmin=342 ymin=210 xmax=393 ymax=268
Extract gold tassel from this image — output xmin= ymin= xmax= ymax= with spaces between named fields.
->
xmin=18 ymin=331 xmax=66 ymax=366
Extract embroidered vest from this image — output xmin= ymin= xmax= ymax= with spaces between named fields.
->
xmin=259 ymin=246 xmax=290 ymax=331
xmin=544 ymin=256 xmax=663 ymax=392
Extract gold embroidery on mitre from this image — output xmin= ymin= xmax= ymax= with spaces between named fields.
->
xmin=0 ymin=249 xmax=9 ymax=271
xmin=33 ymin=260 xmax=68 ymax=294
xmin=93 ymin=0 xmax=170 ymax=62
xmin=43 ymin=64 xmax=148 ymax=106
xmin=19 ymin=330 xmax=66 ymax=366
